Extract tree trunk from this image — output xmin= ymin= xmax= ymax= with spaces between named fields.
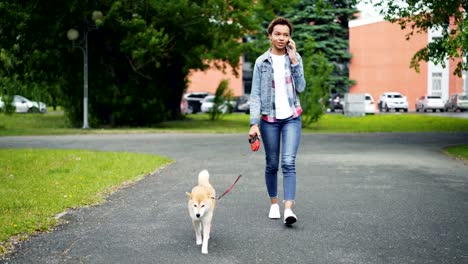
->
xmin=166 ymin=58 xmax=187 ymax=120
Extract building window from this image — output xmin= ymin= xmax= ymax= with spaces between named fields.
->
xmin=431 ymin=72 xmax=442 ymax=96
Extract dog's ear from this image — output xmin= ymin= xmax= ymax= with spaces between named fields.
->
xmin=186 ymin=192 xmax=192 ymax=199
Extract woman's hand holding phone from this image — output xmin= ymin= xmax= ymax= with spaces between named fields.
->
xmin=287 ymin=39 xmax=298 ymax=64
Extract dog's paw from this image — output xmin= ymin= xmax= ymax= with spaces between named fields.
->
xmin=196 ymin=239 xmax=202 ymax=245
xmin=202 ymin=244 xmax=208 ymax=254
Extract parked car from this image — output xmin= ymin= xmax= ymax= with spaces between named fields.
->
xmin=364 ymin=93 xmax=376 ymax=114
xmin=415 ymin=95 xmax=445 ymax=112
xmin=378 ymin=92 xmax=408 ymax=112
xmin=200 ymin=95 xmax=233 ymax=114
xmin=444 ymin=94 xmax=468 ymax=112
xmin=328 ymin=93 xmax=344 ymax=112
xmin=0 ymin=95 xmax=47 ymax=113
xmin=182 ymin=92 xmax=211 ymax=114
xmin=235 ymin=94 xmax=250 ymax=113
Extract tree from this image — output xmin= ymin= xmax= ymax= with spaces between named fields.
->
xmin=288 ymin=0 xmax=358 ymax=94
xmin=242 ymin=0 xmax=355 ymax=123
xmin=373 ymin=0 xmax=468 ymax=76
xmin=241 ymin=0 xmax=356 ymax=123
xmin=0 ymin=0 xmax=286 ymax=126
xmin=241 ymin=1 xmax=299 ymax=69
xmin=0 ymin=1 xmax=66 ymax=107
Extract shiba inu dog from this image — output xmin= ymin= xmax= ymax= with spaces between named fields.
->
xmin=186 ymin=170 xmax=216 ymax=254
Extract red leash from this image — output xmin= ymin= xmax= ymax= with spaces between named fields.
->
xmin=216 ymin=174 xmax=243 ymax=200
xmin=216 ymin=135 xmax=260 ymax=200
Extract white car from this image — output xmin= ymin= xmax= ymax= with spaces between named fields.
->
xmin=364 ymin=93 xmax=376 ymax=114
xmin=415 ymin=95 xmax=445 ymax=112
xmin=200 ymin=95 xmax=233 ymax=114
xmin=0 ymin=95 xmax=47 ymax=113
xmin=378 ymin=92 xmax=409 ymax=112
xmin=182 ymin=92 xmax=211 ymax=114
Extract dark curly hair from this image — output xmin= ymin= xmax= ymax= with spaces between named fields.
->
xmin=267 ymin=17 xmax=293 ymax=36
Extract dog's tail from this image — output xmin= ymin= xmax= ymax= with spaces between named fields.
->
xmin=198 ymin=169 xmax=210 ymax=186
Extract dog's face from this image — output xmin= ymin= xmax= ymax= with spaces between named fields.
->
xmin=186 ymin=192 xmax=214 ymax=219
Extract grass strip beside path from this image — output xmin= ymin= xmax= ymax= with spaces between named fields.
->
xmin=303 ymin=114 xmax=468 ymax=133
xmin=1 ymin=112 xmax=468 ymax=135
xmin=444 ymin=144 xmax=468 ymax=163
xmin=0 ymin=149 xmax=173 ymax=253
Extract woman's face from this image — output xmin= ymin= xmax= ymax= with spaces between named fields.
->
xmin=269 ymin=24 xmax=290 ymax=53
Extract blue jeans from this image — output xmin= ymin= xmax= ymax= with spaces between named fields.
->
xmin=260 ymin=115 xmax=301 ymax=201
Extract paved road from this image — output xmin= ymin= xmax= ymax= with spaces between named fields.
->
xmin=1 ymin=133 xmax=468 ymax=264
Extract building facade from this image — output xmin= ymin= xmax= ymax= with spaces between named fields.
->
xmin=187 ymin=60 xmax=245 ymax=97
xmin=349 ymin=15 xmax=466 ymax=110
xmin=186 ymin=14 xmax=467 ymax=110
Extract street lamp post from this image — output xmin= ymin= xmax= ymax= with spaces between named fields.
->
xmin=67 ymin=12 xmax=102 ymax=129
xmin=67 ymin=28 xmax=89 ymax=128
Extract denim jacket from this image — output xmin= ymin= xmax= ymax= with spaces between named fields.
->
xmin=249 ymin=49 xmax=306 ymax=126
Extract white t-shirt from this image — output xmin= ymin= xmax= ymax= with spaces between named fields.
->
xmin=271 ymin=53 xmax=292 ymax=119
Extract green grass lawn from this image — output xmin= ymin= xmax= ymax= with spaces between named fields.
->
xmin=154 ymin=113 xmax=468 ymax=133
xmin=1 ymin=111 xmax=468 ymax=135
xmin=0 ymin=111 xmax=467 ymax=255
xmin=0 ymin=112 xmax=80 ymax=136
xmin=0 ymin=149 xmax=173 ymax=254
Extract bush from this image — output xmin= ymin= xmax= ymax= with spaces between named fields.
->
xmin=300 ymin=37 xmax=333 ymax=127
xmin=0 ymin=94 xmax=15 ymax=114
xmin=209 ymin=79 xmax=233 ymax=121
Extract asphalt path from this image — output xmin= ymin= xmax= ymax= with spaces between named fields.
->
xmin=1 ymin=132 xmax=467 ymax=264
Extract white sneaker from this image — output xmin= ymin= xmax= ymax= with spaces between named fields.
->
xmin=268 ymin=204 xmax=281 ymax=219
xmin=284 ymin=208 xmax=297 ymax=225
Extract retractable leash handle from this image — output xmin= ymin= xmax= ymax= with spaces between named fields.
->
xmin=249 ymin=135 xmax=260 ymax=152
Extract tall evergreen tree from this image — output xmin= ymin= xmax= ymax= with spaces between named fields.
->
xmin=287 ymin=0 xmax=358 ymax=94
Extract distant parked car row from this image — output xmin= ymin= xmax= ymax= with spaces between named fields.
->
xmin=415 ymin=94 xmax=468 ymax=112
xmin=200 ymin=95 xmax=236 ymax=114
xmin=0 ymin=95 xmax=47 ymax=113
xmin=181 ymin=92 xmax=247 ymax=114
xmin=181 ymin=91 xmax=467 ymax=115
xmin=377 ymin=92 xmax=468 ymax=113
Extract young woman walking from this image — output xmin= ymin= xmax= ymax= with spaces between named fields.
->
xmin=248 ymin=17 xmax=306 ymax=225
